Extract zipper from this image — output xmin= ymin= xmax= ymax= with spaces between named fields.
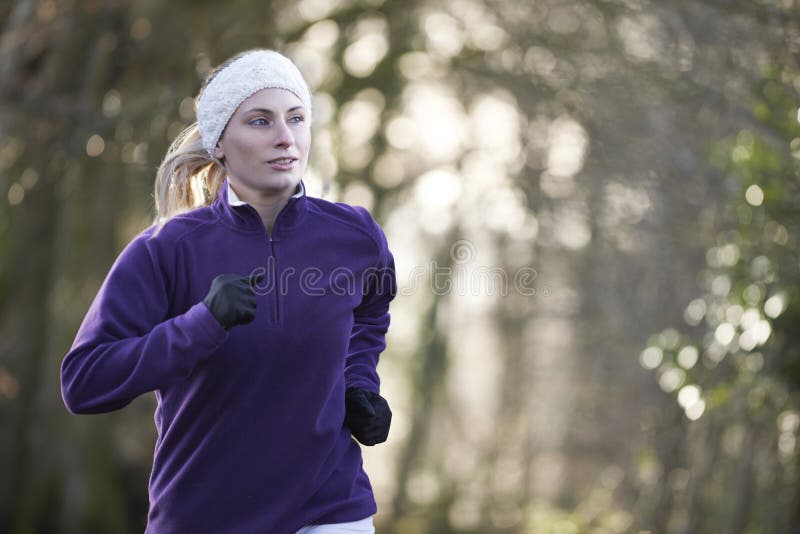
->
xmin=240 ymin=198 xmax=291 ymax=327
xmin=267 ymin=235 xmax=281 ymax=326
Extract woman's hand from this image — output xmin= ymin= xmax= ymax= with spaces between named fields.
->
xmin=202 ymin=273 xmax=264 ymax=330
xmin=344 ymin=388 xmax=392 ymax=445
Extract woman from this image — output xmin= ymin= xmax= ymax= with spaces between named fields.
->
xmin=60 ymin=49 xmax=396 ymax=534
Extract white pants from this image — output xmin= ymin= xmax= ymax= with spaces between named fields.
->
xmin=295 ymin=516 xmax=374 ymax=534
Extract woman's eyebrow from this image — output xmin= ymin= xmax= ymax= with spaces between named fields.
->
xmin=243 ymin=106 xmax=305 ymax=115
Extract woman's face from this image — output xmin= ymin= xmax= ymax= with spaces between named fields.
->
xmin=214 ymin=88 xmax=310 ymax=199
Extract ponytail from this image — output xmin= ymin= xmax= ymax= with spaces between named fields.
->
xmin=152 ymin=123 xmax=226 ymax=233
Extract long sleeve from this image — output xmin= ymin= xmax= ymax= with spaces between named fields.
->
xmin=344 ymin=213 xmax=397 ymax=393
xmin=61 ymin=231 xmax=227 ymax=415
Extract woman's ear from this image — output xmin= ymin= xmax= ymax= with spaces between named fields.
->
xmin=213 ymin=142 xmax=224 ymax=160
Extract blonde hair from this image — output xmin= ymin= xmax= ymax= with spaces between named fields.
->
xmin=152 ymin=123 xmax=226 ymax=232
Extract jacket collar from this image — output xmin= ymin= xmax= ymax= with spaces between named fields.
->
xmin=212 ymin=177 xmax=308 ymax=236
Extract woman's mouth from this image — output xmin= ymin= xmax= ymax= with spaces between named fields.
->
xmin=268 ymin=157 xmax=297 ymax=170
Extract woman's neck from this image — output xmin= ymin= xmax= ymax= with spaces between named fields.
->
xmin=227 ymin=179 xmax=300 ymax=237
xmin=252 ymin=197 xmax=289 ymax=236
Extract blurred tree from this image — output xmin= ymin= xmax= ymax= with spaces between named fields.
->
xmin=640 ymin=62 xmax=800 ymax=533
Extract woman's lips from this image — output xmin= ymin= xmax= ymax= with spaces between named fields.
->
xmin=267 ymin=157 xmax=297 ymax=171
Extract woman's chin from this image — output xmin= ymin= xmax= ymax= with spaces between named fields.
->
xmin=263 ymin=174 xmax=301 ymax=192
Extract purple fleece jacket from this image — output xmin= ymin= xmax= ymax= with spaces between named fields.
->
xmin=60 ymin=179 xmax=397 ymax=534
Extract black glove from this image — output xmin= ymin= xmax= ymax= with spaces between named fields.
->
xmin=202 ymin=273 xmax=263 ymax=330
xmin=344 ymin=387 xmax=392 ymax=446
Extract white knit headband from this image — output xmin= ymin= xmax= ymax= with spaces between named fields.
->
xmin=196 ymin=50 xmax=313 ymax=157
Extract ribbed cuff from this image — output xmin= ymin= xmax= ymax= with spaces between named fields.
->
xmin=177 ymin=301 xmax=228 ymax=364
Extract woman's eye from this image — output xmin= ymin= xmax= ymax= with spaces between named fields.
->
xmin=250 ymin=118 xmax=268 ymax=126
xmin=289 ymin=115 xmax=305 ymax=123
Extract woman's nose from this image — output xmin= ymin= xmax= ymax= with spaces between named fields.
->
xmin=273 ymin=119 xmax=294 ymax=147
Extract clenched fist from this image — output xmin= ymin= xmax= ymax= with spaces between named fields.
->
xmin=202 ymin=273 xmax=264 ymax=330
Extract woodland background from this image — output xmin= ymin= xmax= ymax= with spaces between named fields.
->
xmin=1 ymin=0 xmax=799 ymax=532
